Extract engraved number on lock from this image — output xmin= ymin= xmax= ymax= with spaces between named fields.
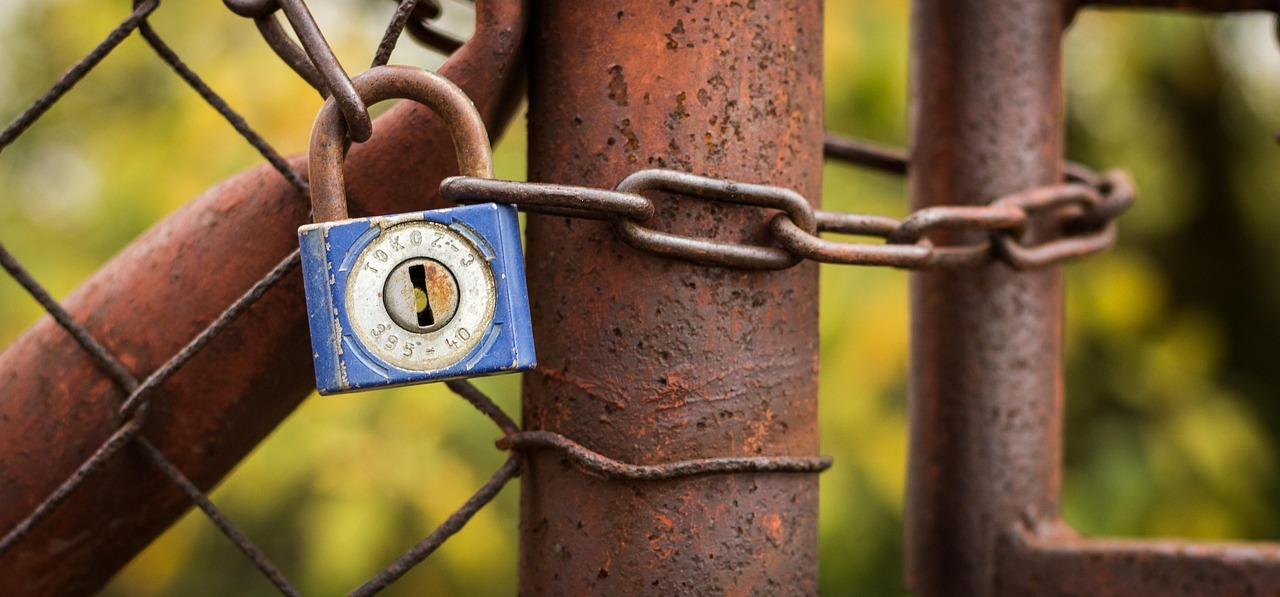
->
xmin=346 ymin=220 xmax=497 ymax=371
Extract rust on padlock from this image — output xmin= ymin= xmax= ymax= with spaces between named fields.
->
xmin=383 ymin=258 xmax=459 ymax=333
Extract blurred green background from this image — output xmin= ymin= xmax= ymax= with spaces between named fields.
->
xmin=1 ymin=1 xmax=1278 ymax=595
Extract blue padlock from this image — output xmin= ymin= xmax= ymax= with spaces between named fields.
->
xmin=298 ymin=66 xmax=535 ymax=395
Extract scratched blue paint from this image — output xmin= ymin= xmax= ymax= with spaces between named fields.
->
xmin=298 ymin=203 xmax=535 ymax=395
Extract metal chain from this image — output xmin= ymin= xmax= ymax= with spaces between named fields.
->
xmin=0 ymin=0 xmax=1132 ymax=594
xmin=0 ymin=3 xmax=833 ymax=595
xmin=440 ymin=150 xmax=1136 ymax=272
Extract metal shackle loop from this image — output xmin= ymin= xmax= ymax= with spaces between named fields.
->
xmin=308 ymin=65 xmax=494 ymax=222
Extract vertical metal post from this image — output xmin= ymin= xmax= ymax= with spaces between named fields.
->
xmin=522 ymin=1 xmax=823 ymax=593
xmin=905 ymin=1 xmax=1066 ymax=596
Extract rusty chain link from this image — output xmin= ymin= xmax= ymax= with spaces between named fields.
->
xmin=440 ymin=147 xmax=1135 ymax=271
xmin=0 ymin=0 xmax=1135 ymax=593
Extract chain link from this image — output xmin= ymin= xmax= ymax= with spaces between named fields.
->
xmin=441 ymin=163 xmax=1134 ymax=271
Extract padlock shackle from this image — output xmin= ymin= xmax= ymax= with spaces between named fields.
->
xmin=308 ymin=65 xmax=494 ymax=222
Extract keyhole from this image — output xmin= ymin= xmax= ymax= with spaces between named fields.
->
xmin=383 ymin=258 xmax=459 ymax=334
xmin=409 ymin=264 xmax=434 ymax=327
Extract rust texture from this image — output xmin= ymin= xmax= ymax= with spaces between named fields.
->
xmin=999 ymin=522 xmax=1280 ymax=596
xmin=0 ymin=1 xmax=526 ymax=593
xmin=1074 ymin=0 xmax=1280 ymax=12
xmin=905 ymin=1 xmax=1067 ymax=596
xmin=521 ymin=0 xmax=823 ymax=593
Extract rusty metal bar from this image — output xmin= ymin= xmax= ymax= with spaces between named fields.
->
xmin=999 ymin=523 xmax=1280 ymax=596
xmin=1073 ymin=0 xmax=1280 ymax=12
xmin=0 ymin=1 xmax=526 ymax=593
xmin=520 ymin=0 xmax=823 ymax=593
xmin=905 ymin=1 xmax=1067 ymax=596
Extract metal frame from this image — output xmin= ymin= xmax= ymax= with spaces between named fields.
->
xmin=1 ymin=0 xmax=1278 ymax=593
xmin=907 ymin=1 xmax=1280 ymax=595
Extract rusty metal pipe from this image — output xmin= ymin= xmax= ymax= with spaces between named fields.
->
xmin=999 ymin=522 xmax=1280 ymax=596
xmin=905 ymin=1 xmax=1067 ymax=595
xmin=521 ymin=0 xmax=823 ymax=593
xmin=0 ymin=1 xmax=526 ymax=593
xmin=1073 ymin=0 xmax=1280 ymax=12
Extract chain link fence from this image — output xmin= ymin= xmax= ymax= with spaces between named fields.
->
xmin=2 ymin=0 xmax=1279 ymax=595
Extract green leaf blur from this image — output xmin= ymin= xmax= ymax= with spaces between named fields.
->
xmin=0 ymin=2 xmax=1276 ymax=595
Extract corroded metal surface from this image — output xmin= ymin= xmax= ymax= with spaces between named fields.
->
xmin=905 ymin=1 xmax=1067 ymax=596
xmin=0 ymin=1 xmax=526 ymax=593
xmin=999 ymin=522 xmax=1280 ymax=596
xmin=521 ymin=0 xmax=823 ymax=593
xmin=1075 ymin=0 xmax=1280 ymax=12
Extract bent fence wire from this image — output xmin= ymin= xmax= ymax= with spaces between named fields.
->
xmin=0 ymin=1 xmax=500 ymax=594
xmin=0 ymin=3 xmax=831 ymax=593
xmin=4 ymin=0 xmax=1266 ymax=595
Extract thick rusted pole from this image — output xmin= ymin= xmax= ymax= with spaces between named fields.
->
xmin=905 ymin=1 xmax=1066 ymax=596
xmin=522 ymin=1 xmax=822 ymax=593
xmin=0 ymin=2 xmax=525 ymax=593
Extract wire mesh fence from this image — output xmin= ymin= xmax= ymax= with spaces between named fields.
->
xmin=0 ymin=2 xmax=833 ymax=593
xmin=3 ymin=1 xmax=1280 ymax=595
xmin=0 ymin=1 xmax=514 ymax=594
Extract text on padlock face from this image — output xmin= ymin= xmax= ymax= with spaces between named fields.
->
xmin=299 ymin=203 xmax=535 ymax=395
xmin=346 ymin=220 xmax=496 ymax=372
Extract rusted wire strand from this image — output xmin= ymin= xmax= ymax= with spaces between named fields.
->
xmin=277 ymin=0 xmax=373 ymax=143
xmin=138 ymin=21 xmax=308 ymax=193
xmin=0 ymin=0 xmax=159 ymax=152
xmin=254 ymin=14 xmax=330 ymax=96
xmin=0 ymin=251 xmax=299 ymax=563
xmin=0 ymin=0 xmax=442 ymax=591
xmin=0 ymin=242 xmax=140 ymax=393
xmin=346 ymin=456 xmax=521 ymax=597
xmin=0 ymin=409 xmax=147 ymax=557
xmin=445 ymin=379 xmax=520 ymax=435
xmin=117 ymin=251 xmax=301 ymax=419
xmin=402 ymin=0 xmax=470 ymax=54
xmin=822 ymin=133 xmax=908 ymax=174
xmin=498 ymin=430 xmax=834 ymax=481
xmin=372 ymin=0 xmax=422 ymax=68
xmin=137 ymin=439 xmax=301 ymax=597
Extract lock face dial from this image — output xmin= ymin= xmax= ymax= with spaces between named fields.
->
xmin=345 ymin=220 xmax=496 ymax=371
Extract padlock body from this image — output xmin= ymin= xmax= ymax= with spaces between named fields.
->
xmin=298 ymin=203 xmax=535 ymax=395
